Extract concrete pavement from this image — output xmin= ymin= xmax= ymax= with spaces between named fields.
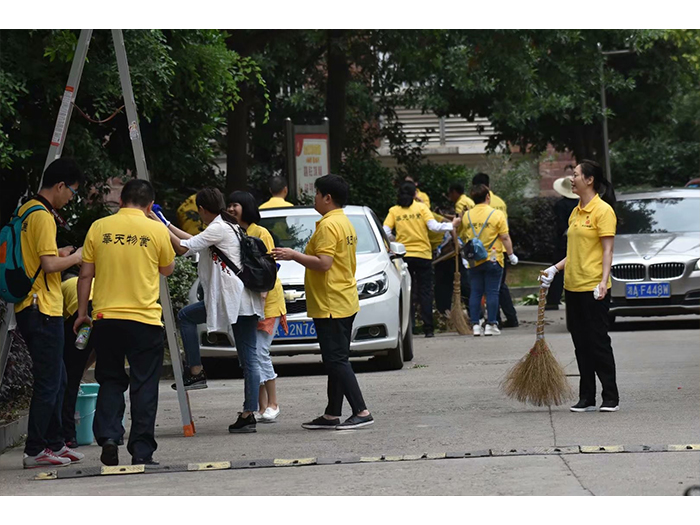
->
xmin=1 ymin=306 xmax=698 ymax=495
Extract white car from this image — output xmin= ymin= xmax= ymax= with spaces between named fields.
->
xmin=187 ymin=205 xmax=413 ymax=370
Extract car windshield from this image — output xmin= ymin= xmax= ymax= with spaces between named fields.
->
xmin=616 ymin=197 xmax=700 ymax=234
xmin=259 ymin=212 xmax=380 ymax=254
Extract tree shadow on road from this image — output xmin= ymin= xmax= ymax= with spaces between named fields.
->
xmin=610 ymin=318 xmax=700 ymax=332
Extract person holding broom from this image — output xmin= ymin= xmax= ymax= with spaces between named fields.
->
xmin=383 ymin=181 xmax=461 ymax=338
xmin=539 ymin=160 xmax=620 ymax=413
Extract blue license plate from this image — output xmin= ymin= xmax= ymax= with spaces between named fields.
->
xmin=274 ymin=320 xmax=317 ymax=339
xmin=625 ymin=282 xmax=671 ymax=299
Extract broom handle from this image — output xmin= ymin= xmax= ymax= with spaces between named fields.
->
xmin=536 ymin=272 xmax=547 ymax=340
xmin=452 ymin=231 xmax=459 ymax=273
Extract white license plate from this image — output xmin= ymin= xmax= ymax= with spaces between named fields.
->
xmin=274 ymin=320 xmax=316 ymax=339
xmin=625 ymin=282 xmax=671 ymax=299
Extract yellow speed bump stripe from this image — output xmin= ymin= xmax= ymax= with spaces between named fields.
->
xmin=34 ymin=470 xmax=58 ymax=481
xmin=101 ymin=465 xmax=145 ymax=475
xmin=273 ymin=458 xmax=317 ymax=466
xmin=580 ymin=445 xmax=624 ymax=453
xmin=668 ymin=444 xmax=700 ymax=451
xmin=188 ymin=461 xmax=231 ymax=471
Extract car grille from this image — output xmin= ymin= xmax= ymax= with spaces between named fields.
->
xmin=283 ymin=285 xmax=307 ymax=314
xmin=611 ymin=264 xmax=645 ymax=281
xmin=649 ymin=262 xmax=685 ymax=280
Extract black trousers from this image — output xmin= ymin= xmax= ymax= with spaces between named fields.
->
xmin=61 ymin=307 xmax=93 ymax=443
xmin=405 ymin=256 xmax=434 ymax=333
xmin=91 ymin=319 xmax=164 ymax=461
xmin=313 ymin=314 xmax=367 ymax=417
xmin=546 ymin=248 xmax=567 ymax=306
xmin=497 ymin=260 xmax=518 ymax=323
xmin=434 ymin=256 xmax=470 ymax=315
xmin=565 ymin=290 xmax=619 ymax=404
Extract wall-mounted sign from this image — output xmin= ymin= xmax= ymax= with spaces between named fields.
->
xmin=286 ymin=119 xmax=330 ymax=202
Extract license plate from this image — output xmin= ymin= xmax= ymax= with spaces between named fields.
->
xmin=274 ymin=320 xmax=316 ymax=339
xmin=625 ymin=282 xmax=671 ymax=299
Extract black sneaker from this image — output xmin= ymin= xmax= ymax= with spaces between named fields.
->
xmin=544 ymin=304 xmax=559 ymax=311
xmin=501 ymin=318 xmax=519 ymax=328
xmin=100 ymin=439 xmax=119 ymax=466
xmin=599 ymin=401 xmax=620 ymax=412
xmin=425 ymin=332 xmax=435 ymax=338
xmin=228 ymin=412 xmax=256 ymax=433
xmin=132 ymin=457 xmax=159 ymax=465
xmin=301 ymin=416 xmax=340 ymax=430
xmin=171 ymin=369 xmax=207 ymax=391
xmin=570 ymin=400 xmax=596 ymax=412
xmin=336 ymin=413 xmax=374 ymax=430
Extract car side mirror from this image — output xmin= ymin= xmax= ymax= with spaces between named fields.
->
xmin=389 ymin=242 xmax=406 ymax=260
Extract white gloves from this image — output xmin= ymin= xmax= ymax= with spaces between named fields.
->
xmin=539 ymin=265 xmax=558 ymax=289
xmin=508 ymin=253 xmax=519 ymax=265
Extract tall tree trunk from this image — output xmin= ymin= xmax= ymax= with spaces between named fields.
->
xmin=226 ymin=83 xmax=252 ymax=195
xmin=326 ymin=30 xmax=349 ymax=173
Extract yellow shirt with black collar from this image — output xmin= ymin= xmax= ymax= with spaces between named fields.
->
xmin=304 ymin=209 xmax=359 ymax=319
xmin=83 ymin=207 xmax=175 ymax=326
xmin=247 ymin=223 xmax=286 ymax=318
xmin=565 ymin=194 xmax=616 ymax=292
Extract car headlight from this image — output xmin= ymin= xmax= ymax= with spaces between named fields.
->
xmin=357 ymin=272 xmax=389 ymax=300
xmin=695 ymin=260 xmax=700 ymax=272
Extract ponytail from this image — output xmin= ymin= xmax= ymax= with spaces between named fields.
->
xmin=579 ymin=159 xmax=616 ymax=208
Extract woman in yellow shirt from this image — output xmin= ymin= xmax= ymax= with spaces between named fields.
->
xmin=383 ymin=181 xmax=460 ymax=338
xmin=227 ymin=191 xmax=286 ymax=423
xmin=540 ymin=160 xmax=619 ymax=413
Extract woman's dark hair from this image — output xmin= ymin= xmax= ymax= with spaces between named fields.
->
xmin=227 ymin=190 xmax=261 ymax=225
xmin=470 ymin=184 xmax=490 ymax=204
xmin=579 ymin=159 xmax=616 ymax=208
xmin=397 ymin=181 xmax=416 ymax=207
xmin=196 ymin=187 xmax=237 ymax=224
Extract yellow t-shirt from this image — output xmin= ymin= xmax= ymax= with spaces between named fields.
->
xmin=429 ymin=211 xmax=447 ymax=251
xmin=61 ymin=276 xmax=93 ymax=319
xmin=384 ymin=201 xmax=434 ymax=260
xmin=304 ymin=209 xmax=359 ymax=319
xmin=415 ymin=190 xmax=431 ymax=208
xmin=455 ymin=194 xmax=475 ymax=217
xmin=14 ymin=199 xmax=62 ymax=317
xmin=83 ymin=208 xmax=176 ymax=326
xmin=461 ymin=204 xmax=508 ymax=267
xmin=564 ymin=194 xmax=616 ymax=292
xmin=247 ymin=223 xmax=286 ymax=318
xmin=489 ymin=191 xmax=508 ymax=252
xmin=176 ymin=194 xmax=206 ymax=236
xmin=259 ymin=197 xmax=293 ymax=209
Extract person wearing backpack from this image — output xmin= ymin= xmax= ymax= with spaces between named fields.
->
xmin=153 ymin=188 xmax=264 ymax=433
xmin=4 ymin=158 xmax=85 ymax=468
xmin=462 ymin=184 xmax=518 ymax=336
xmin=227 ymin=190 xmax=286 ymax=423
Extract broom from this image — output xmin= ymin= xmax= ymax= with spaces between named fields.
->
xmin=500 ymin=273 xmax=572 ymax=406
xmin=449 ymin=231 xmax=472 ymax=335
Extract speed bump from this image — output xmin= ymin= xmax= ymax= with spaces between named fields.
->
xmin=101 ymin=465 xmax=145 ymax=475
xmin=446 ymin=450 xmax=490 ymax=459
xmin=668 ymin=444 xmax=700 ymax=451
xmin=188 ymin=461 xmax=231 ymax=471
xmin=580 ymin=445 xmax=624 ymax=453
xmin=273 ymin=458 xmax=317 ymax=466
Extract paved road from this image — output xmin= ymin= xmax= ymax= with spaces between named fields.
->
xmin=1 ymin=307 xmax=698 ymax=495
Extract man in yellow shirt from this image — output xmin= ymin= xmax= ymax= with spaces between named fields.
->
xmin=448 ymin=181 xmax=475 ymax=217
xmin=259 ymin=176 xmax=294 ymax=209
xmin=14 ymin=158 xmax=85 ymax=469
xmin=272 ymin=174 xmax=373 ymax=431
xmin=75 ymin=179 xmax=175 ymax=466
xmin=176 ymin=193 xmax=206 ymax=235
xmin=472 ymin=173 xmax=519 ymax=328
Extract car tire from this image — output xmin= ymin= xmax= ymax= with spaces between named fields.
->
xmin=402 ymin=325 xmax=414 ymax=362
xmin=377 ymin=328 xmax=404 ymax=371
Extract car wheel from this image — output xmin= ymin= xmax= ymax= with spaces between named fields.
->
xmin=377 ymin=328 xmax=404 ymax=371
xmin=402 ymin=324 xmax=414 ymax=362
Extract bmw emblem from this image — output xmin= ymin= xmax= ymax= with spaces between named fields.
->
xmin=643 ymin=255 xmax=652 ymax=260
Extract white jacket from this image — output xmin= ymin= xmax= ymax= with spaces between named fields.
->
xmin=181 ymin=215 xmax=263 ymax=334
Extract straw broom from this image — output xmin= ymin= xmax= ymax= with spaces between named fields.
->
xmin=449 ymin=231 xmax=472 ymax=335
xmin=500 ymin=273 xmax=572 ymax=406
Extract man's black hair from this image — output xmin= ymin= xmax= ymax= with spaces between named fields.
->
xmin=315 ymin=174 xmax=349 ymax=207
xmin=41 ymin=158 xmax=85 ymax=189
xmin=268 ymin=176 xmax=288 ymax=195
xmin=121 ymin=179 xmax=155 ymax=208
xmin=472 ymin=172 xmax=490 ymax=187
xmin=448 ymin=181 xmax=464 ymax=195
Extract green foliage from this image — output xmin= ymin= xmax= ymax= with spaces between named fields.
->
xmin=508 ymin=196 xmax=559 ymax=263
xmin=167 ymin=257 xmax=199 ymax=316
xmin=340 ymin=153 xmax=395 ymax=218
xmin=407 ymin=162 xmax=473 ymax=212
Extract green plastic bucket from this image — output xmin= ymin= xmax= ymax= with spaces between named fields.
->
xmin=75 ymin=383 xmax=99 ymax=445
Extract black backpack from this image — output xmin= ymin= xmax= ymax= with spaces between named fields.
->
xmin=212 ymin=223 xmax=277 ymax=293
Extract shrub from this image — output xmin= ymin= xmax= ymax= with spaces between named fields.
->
xmin=0 ymin=301 xmax=33 ymax=423
xmin=167 ymin=256 xmax=199 ymax=317
xmin=340 ymin=154 xmax=396 ymax=219
xmin=508 ymin=196 xmax=559 ymax=263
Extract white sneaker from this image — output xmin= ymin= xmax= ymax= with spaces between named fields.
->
xmin=253 ymin=411 xmax=264 ymax=422
xmin=473 ymin=325 xmax=482 ymax=337
xmin=53 ymin=445 xmax=84 ymax=463
xmin=484 ymin=324 xmax=501 ymax=336
xmin=261 ymin=406 xmax=280 ymax=422
xmin=23 ymin=448 xmax=71 ymax=469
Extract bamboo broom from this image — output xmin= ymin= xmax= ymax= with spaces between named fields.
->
xmin=500 ymin=273 xmax=572 ymax=406
xmin=449 ymin=231 xmax=472 ymax=335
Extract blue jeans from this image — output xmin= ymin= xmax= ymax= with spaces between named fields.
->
xmin=232 ymin=315 xmax=260 ymax=413
xmin=15 ymin=309 xmax=67 ymax=456
xmin=468 ymin=261 xmax=504 ymax=325
xmin=178 ymin=301 xmax=206 ymax=368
